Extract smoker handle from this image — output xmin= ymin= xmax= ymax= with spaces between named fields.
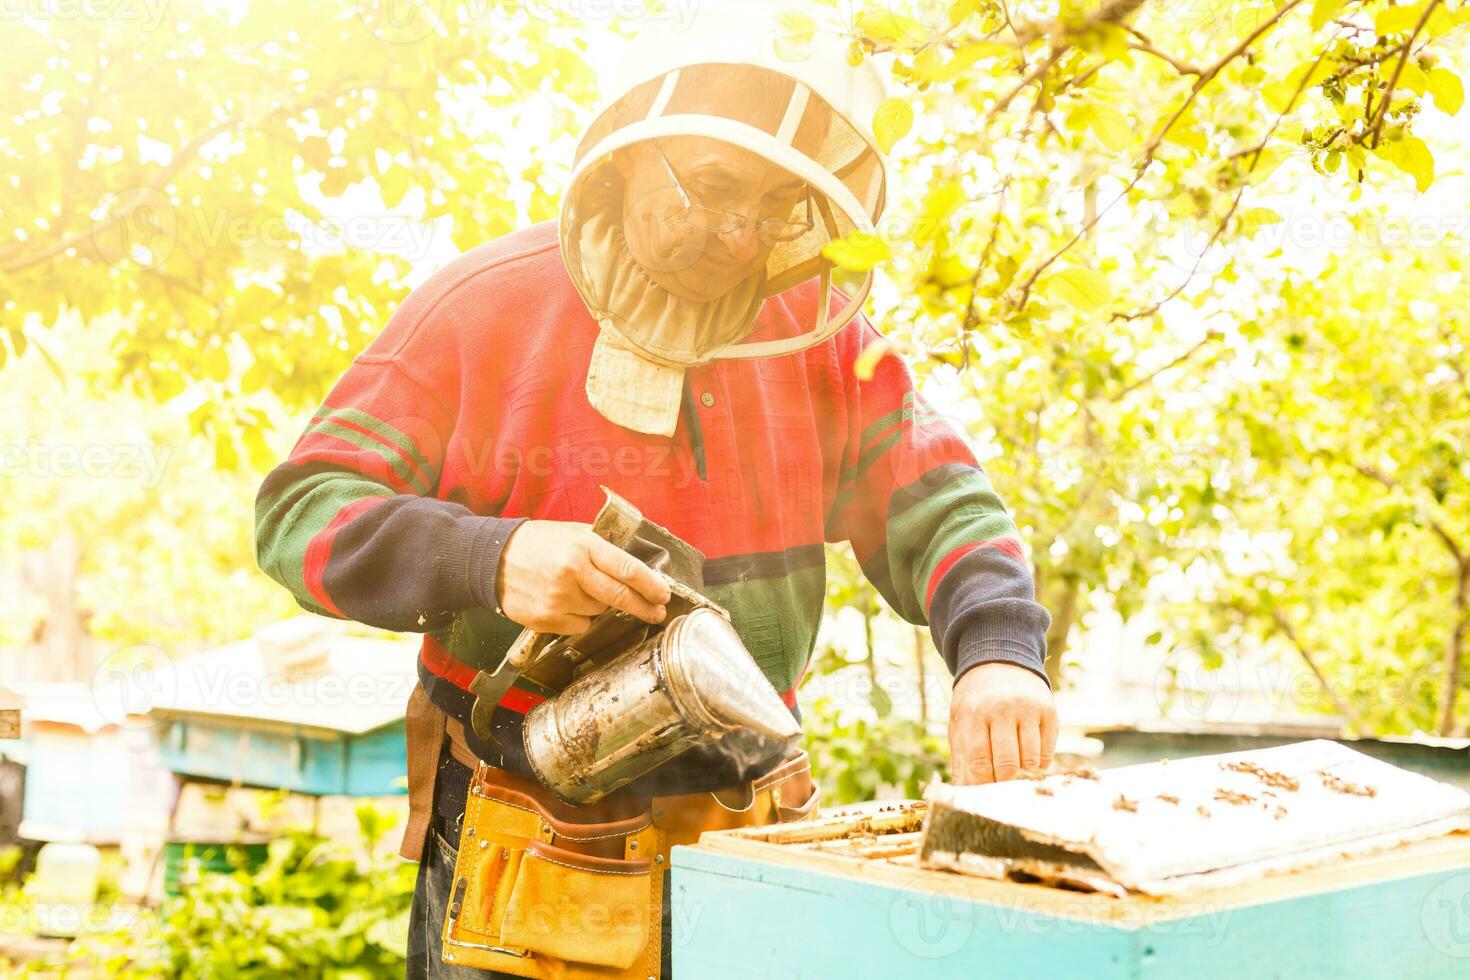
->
xmin=507 ymin=487 xmax=646 ymax=664
xmin=468 ymin=488 xmax=647 ymax=744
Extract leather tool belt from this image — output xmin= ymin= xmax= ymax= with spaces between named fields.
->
xmin=401 ymin=686 xmax=819 ymax=979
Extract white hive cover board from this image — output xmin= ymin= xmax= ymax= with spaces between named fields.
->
xmin=921 ymin=739 xmax=1470 ymax=894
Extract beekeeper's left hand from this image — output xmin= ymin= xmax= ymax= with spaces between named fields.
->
xmin=948 ymin=662 xmax=1057 ymax=784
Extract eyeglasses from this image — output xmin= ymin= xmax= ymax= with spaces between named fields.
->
xmin=653 ymin=140 xmax=814 ymax=245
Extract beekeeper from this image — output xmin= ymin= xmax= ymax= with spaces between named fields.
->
xmin=254 ymin=6 xmax=1057 ymax=978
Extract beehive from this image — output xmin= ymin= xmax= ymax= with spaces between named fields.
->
xmin=672 ymin=797 xmax=1470 ymax=978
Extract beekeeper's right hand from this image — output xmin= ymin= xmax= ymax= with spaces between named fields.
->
xmin=496 ymin=519 xmax=671 ymax=635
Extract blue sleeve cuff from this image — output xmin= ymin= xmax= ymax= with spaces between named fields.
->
xmin=437 ymin=514 xmax=529 ymax=615
xmin=949 ymin=600 xmax=1052 ymax=691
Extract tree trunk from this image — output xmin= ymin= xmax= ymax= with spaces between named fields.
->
xmin=912 ymin=626 xmax=929 ymax=726
xmin=1436 ymin=563 xmax=1470 ymax=736
xmin=863 ymin=597 xmax=877 ymax=686
xmin=1040 ymin=575 xmax=1081 ymax=688
xmin=15 ymin=534 xmax=91 ymax=685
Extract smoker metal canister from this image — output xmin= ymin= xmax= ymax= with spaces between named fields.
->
xmin=521 ymin=607 xmax=802 ymax=805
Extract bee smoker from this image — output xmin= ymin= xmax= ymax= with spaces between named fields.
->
xmin=522 ymin=604 xmax=801 ymax=804
xmin=467 ymin=488 xmax=801 ymax=805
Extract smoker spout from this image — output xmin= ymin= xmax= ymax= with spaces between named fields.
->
xmin=662 ymin=608 xmax=803 ymax=742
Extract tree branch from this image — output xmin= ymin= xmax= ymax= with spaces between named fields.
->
xmin=1123 ymin=26 xmax=1204 ymax=75
xmin=1108 ymin=330 xmax=1222 ymax=400
xmin=1367 ymin=0 xmax=1442 ymax=148
xmin=1352 ymin=462 xmax=1465 ymax=568
xmin=1112 ymin=41 xmax=1330 ymax=321
xmin=1007 ymin=0 xmax=1310 ymax=311
xmin=1266 ymin=606 xmax=1367 ymax=736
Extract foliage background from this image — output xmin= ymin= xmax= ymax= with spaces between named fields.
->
xmin=3 ymin=0 xmax=1469 ymax=808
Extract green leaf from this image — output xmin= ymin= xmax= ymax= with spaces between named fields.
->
xmin=775 ymin=10 xmax=817 ymax=35
xmin=1428 ymin=68 xmax=1464 ymax=115
xmin=1232 ymin=4 xmax=1273 ymax=40
xmin=379 ymin=165 xmax=410 ymax=209
xmin=855 ymin=11 xmax=929 ymax=48
xmin=1375 ymin=134 xmax=1435 ymax=191
xmin=872 ymin=97 xmax=914 ymax=153
xmin=1043 ymin=267 xmax=1113 ymax=309
xmin=1397 ymin=61 xmax=1429 ymax=95
xmin=204 ymin=344 xmax=230 ymax=382
xmin=868 ymin=680 xmax=893 ymax=718
xmin=1375 ymin=2 xmax=1426 ymax=36
xmin=1262 ymin=81 xmax=1297 ymax=114
xmin=948 ymin=0 xmax=980 ymax=25
xmin=242 ymin=426 xmax=276 ymax=472
xmin=854 ymin=336 xmax=893 ymax=381
xmin=822 ymin=231 xmax=891 ymax=271
xmin=214 ymin=429 xmax=240 ymax=470
xmin=774 ymin=10 xmax=817 ymax=61
xmin=1239 ymin=207 xmax=1283 ymax=236
xmin=1311 ymin=0 xmax=1346 ymax=30
xmin=1086 ymin=103 xmax=1131 ymax=151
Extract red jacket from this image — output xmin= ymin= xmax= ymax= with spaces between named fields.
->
xmin=255 ymin=219 xmax=1050 ymax=790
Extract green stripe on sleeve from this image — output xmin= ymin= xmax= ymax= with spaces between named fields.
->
xmin=255 ymin=468 xmax=395 ymax=613
xmin=889 ymin=466 xmax=1018 ymax=618
xmin=312 ymin=407 xmax=433 ymax=477
xmin=303 ymin=419 xmax=431 ymax=494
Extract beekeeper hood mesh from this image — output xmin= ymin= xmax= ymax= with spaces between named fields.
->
xmin=559 ymin=2 xmax=890 ymax=436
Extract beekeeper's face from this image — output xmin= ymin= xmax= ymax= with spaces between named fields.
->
xmin=614 ymin=135 xmax=808 ymax=303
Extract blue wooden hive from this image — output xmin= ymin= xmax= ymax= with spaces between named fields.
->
xmin=150 ymin=623 xmax=418 ymax=797
xmin=672 ymin=800 xmax=1470 ymax=978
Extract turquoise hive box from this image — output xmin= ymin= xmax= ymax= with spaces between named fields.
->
xmin=151 ymin=624 xmax=419 ymax=797
xmin=671 ymin=800 xmax=1470 ymax=978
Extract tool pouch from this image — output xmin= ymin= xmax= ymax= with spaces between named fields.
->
xmin=442 ymin=751 xmax=820 ymax=978
xmin=441 ymin=761 xmax=661 ymax=979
